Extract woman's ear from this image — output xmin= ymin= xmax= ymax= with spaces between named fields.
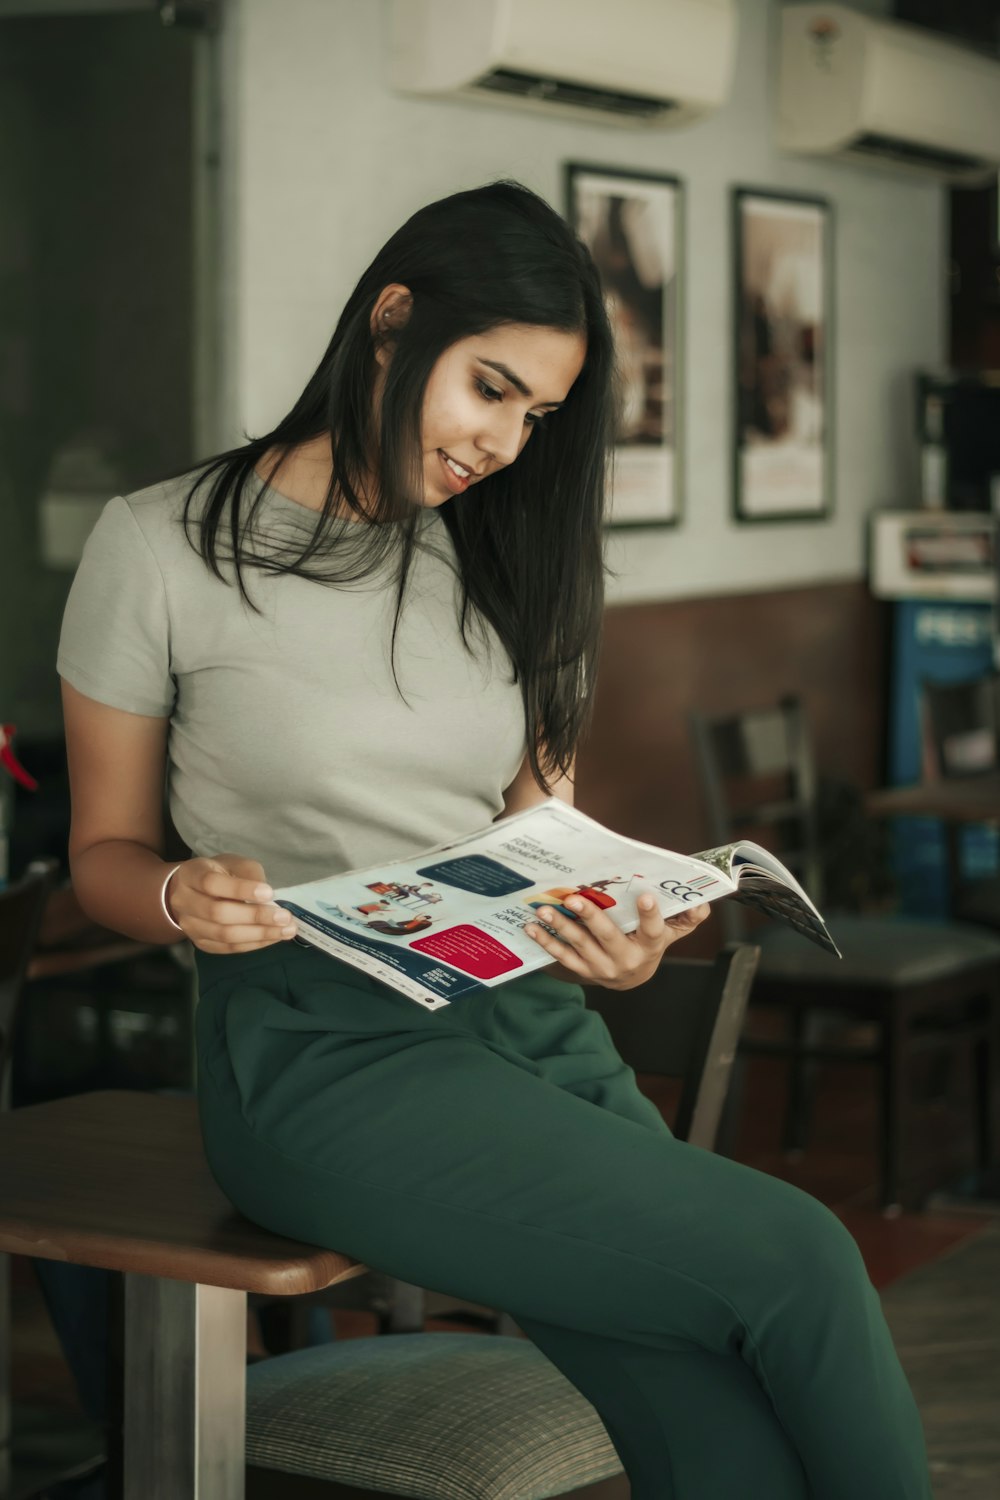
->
xmin=371 ymin=284 xmax=413 ymax=366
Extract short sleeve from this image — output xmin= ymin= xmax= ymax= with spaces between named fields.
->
xmin=57 ymin=496 xmax=176 ymax=717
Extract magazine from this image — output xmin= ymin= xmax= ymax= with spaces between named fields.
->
xmin=274 ymin=799 xmax=841 ymax=1011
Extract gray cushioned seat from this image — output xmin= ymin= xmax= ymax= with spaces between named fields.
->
xmin=755 ymin=914 xmax=1000 ymax=988
xmin=245 ymin=1332 xmax=623 ymax=1500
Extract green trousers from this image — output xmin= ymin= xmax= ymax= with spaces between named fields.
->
xmin=194 ymin=943 xmax=932 ymax=1500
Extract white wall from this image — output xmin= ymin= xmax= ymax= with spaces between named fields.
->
xmin=216 ymin=0 xmax=945 ymax=604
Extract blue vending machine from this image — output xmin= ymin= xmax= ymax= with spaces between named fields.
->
xmin=870 ymin=511 xmax=998 ymax=918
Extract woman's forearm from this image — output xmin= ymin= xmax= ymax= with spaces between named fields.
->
xmin=71 ymin=840 xmax=184 ymax=945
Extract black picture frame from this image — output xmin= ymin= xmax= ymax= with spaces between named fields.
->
xmin=565 ymin=161 xmax=684 ymax=529
xmin=732 ymin=187 xmax=833 ymax=523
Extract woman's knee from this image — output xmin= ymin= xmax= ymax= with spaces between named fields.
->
xmin=718 ymin=1175 xmax=871 ymax=1323
xmin=764 ymin=1183 xmax=871 ymax=1309
xmin=793 ymin=1188 xmax=865 ymax=1274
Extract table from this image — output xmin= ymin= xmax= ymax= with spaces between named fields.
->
xmin=867 ymin=773 xmax=1000 ymax=1208
xmin=21 ymin=882 xmax=192 ymax=1099
xmin=866 ymin=771 xmax=1000 ymax=924
xmin=28 ymin=882 xmax=156 ymax=982
xmin=866 ymin=772 xmax=1000 ymax=826
xmin=0 ymin=1090 xmax=364 ymax=1499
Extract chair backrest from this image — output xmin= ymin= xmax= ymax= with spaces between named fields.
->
xmin=921 ymin=673 xmax=1000 ymax=780
xmin=689 ymin=696 xmax=823 ymax=940
xmin=583 ymin=942 xmax=759 ymax=1152
xmin=0 ymin=858 xmax=59 ymax=1110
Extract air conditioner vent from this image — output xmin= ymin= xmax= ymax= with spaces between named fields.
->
xmin=850 ymin=132 xmax=991 ymax=176
xmin=475 ymin=67 xmax=678 ymax=120
xmin=388 ymin=1 xmax=738 ymax=130
xmin=777 ymin=5 xmax=1000 ymax=183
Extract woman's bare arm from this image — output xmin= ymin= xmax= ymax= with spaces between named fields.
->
xmin=61 ymin=680 xmax=294 ymax=950
xmin=62 ymin=678 xmax=186 ymax=942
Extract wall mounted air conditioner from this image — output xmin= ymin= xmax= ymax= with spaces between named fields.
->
xmin=777 ymin=4 xmax=1000 ymax=184
xmin=387 ymin=0 xmax=738 ymax=128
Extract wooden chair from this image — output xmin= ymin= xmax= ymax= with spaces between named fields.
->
xmin=0 ymin=858 xmax=59 ymax=1500
xmin=690 ymin=696 xmax=1000 ymax=1210
xmin=585 ymin=942 xmax=760 ymax=1149
xmin=922 ymin=673 xmax=999 ymax=781
xmin=0 ymin=947 xmax=757 ymax=1500
xmin=921 ymin=673 xmax=1000 ymax=932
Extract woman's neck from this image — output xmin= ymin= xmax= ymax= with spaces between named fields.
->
xmin=255 ymin=435 xmax=340 ymax=514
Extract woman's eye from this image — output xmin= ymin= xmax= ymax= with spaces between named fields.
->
xmin=475 ymin=377 xmax=546 ymax=428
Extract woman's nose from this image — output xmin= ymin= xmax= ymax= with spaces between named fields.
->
xmin=479 ymin=409 xmax=524 ymax=468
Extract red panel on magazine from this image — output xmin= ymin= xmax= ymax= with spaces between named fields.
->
xmin=410 ymin=926 xmax=523 ymax=979
xmin=577 ymin=887 xmax=616 ymax=909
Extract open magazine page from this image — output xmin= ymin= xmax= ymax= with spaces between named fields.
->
xmin=693 ymin=840 xmax=842 ymax=958
xmin=274 ymin=800 xmax=738 ymax=1011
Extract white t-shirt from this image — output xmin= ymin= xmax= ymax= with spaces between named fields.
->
xmin=57 ymin=470 xmax=528 ymax=889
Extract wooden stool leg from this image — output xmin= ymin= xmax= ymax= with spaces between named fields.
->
xmin=381 ymin=1279 xmax=426 ymax=1333
xmin=124 ymin=1275 xmax=245 ymax=1500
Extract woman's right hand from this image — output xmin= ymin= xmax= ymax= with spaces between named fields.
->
xmin=165 ymin=854 xmax=298 ymax=954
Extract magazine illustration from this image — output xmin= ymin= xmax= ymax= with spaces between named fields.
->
xmin=274 ymin=800 xmax=841 ymax=1011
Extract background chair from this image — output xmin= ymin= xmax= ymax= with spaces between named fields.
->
xmin=240 ymin=944 xmax=759 ymax=1500
xmin=690 ymin=696 xmax=1000 ymax=1211
xmin=0 ymin=859 xmax=59 ymax=1112
xmin=921 ymin=672 xmax=1000 ymax=932
xmin=922 ymin=672 xmax=999 ymax=782
xmin=0 ymin=858 xmax=60 ymax=1500
xmin=583 ymin=942 xmax=759 ymax=1149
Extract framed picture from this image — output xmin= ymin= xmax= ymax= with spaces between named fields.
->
xmin=733 ymin=188 xmax=833 ymax=522
xmin=565 ymin=163 xmax=683 ymax=528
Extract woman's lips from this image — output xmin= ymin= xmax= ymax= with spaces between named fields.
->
xmin=438 ymin=449 xmax=471 ymax=494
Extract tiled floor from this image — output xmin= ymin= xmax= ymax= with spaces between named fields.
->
xmin=9 ymin=1025 xmax=999 ymax=1496
xmin=880 ymin=1226 xmax=1000 ymax=1499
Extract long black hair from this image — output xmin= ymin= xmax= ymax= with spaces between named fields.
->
xmin=183 ymin=180 xmax=617 ymax=793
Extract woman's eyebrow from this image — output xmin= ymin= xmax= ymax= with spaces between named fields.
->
xmin=480 ymin=359 xmax=565 ymax=408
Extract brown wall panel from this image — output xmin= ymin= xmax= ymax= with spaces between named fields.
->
xmin=574 ymin=581 xmax=888 ymax=955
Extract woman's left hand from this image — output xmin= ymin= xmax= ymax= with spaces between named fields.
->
xmin=524 ymin=895 xmax=711 ymax=991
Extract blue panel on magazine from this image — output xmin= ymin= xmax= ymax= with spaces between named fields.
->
xmin=414 ymin=855 xmax=534 ymax=897
xmin=281 ymin=904 xmax=488 ymax=1000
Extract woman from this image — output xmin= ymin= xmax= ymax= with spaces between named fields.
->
xmin=58 ymin=181 xmax=931 ymax=1499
